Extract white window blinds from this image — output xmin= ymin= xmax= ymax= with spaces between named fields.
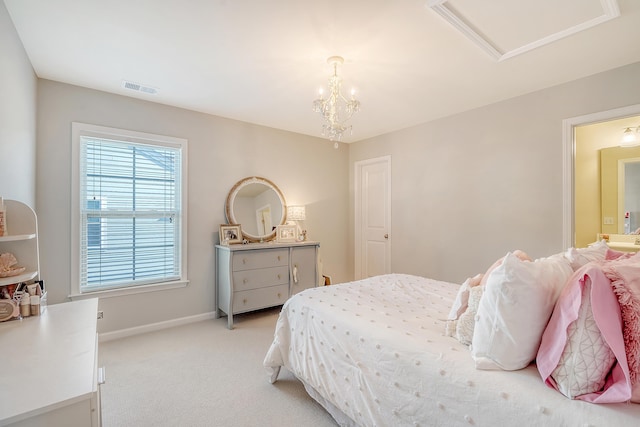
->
xmin=79 ymin=135 xmax=183 ymax=291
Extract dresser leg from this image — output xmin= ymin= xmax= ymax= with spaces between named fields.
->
xmin=227 ymin=314 xmax=234 ymax=329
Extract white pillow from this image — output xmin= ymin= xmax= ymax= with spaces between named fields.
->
xmin=564 ymin=240 xmax=608 ymax=270
xmin=471 ymin=252 xmax=573 ymax=370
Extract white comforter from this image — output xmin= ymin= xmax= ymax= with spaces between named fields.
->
xmin=263 ymin=274 xmax=640 ymax=427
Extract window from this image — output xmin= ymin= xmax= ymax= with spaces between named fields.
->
xmin=71 ymin=123 xmax=188 ymax=295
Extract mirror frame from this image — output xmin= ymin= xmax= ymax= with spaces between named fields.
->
xmin=225 ymin=176 xmax=287 ymax=242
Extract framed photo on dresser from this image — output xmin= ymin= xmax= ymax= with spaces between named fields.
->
xmin=276 ymin=224 xmax=297 ymax=243
xmin=220 ymin=224 xmax=242 ymax=245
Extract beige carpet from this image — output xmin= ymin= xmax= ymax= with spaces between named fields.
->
xmin=99 ymin=307 xmax=338 ymax=427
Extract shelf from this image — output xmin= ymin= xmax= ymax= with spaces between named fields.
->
xmin=0 ymin=233 xmax=36 ymax=242
xmin=0 ymin=270 xmax=38 ymax=287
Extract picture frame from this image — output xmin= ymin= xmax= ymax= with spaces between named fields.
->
xmin=276 ymin=224 xmax=297 ymax=243
xmin=220 ymin=224 xmax=243 ymax=245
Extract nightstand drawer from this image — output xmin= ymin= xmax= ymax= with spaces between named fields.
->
xmin=233 ymin=284 xmax=288 ymax=313
xmin=232 ymin=249 xmax=288 ymax=271
xmin=233 ymin=266 xmax=289 ymax=291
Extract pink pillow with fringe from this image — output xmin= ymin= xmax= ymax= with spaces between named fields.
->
xmin=601 ymin=252 xmax=640 ymax=403
xmin=606 ymin=248 xmax=635 ymax=261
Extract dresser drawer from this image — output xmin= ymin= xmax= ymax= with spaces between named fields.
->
xmin=233 ymin=284 xmax=288 ymax=313
xmin=233 ymin=265 xmax=289 ymax=291
xmin=232 ymin=249 xmax=288 ymax=271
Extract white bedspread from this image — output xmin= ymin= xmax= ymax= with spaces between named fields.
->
xmin=263 ymin=274 xmax=640 ymax=427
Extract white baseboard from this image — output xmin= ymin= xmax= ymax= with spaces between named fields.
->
xmin=98 ymin=311 xmax=217 ymax=342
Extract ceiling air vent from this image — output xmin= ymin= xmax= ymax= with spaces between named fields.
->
xmin=121 ymin=80 xmax=158 ymax=95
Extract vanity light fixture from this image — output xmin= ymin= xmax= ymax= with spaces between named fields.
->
xmin=621 ymin=126 xmax=640 ymax=147
xmin=287 ymin=205 xmax=307 ymax=240
xmin=312 ymin=56 xmax=361 ymax=148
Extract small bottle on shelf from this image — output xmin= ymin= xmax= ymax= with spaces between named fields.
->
xmin=0 ymin=197 xmax=6 ymax=236
xmin=30 ymin=295 xmax=40 ymax=316
xmin=625 ymin=211 xmax=631 ymax=234
xmin=20 ymin=293 xmax=30 ymax=317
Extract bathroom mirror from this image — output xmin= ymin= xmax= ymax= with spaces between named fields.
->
xmin=600 ymin=146 xmax=640 ymax=234
xmin=225 ymin=176 xmax=286 ymax=242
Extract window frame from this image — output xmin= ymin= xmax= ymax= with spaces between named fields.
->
xmin=70 ymin=122 xmax=188 ymax=299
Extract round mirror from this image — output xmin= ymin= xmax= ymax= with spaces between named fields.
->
xmin=225 ymin=176 xmax=287 ymax=242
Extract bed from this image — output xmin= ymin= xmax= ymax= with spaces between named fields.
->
xmin=264 ymin=245 xmax=640 ymax=426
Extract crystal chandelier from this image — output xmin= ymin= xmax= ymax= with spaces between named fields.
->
xmin=312 ymin=56 xmax=361 ymax=147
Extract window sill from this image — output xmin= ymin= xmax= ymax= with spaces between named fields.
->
xmin=69 ymin=279 xmax=189 ymax=300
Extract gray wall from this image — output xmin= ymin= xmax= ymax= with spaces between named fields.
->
xmin=349 ymin=61 xmax=640 ymax=285
xmin=7 ymin=0 xmax=640 ymax=334
xmin=0 ymin=1 xmax=36 ymax=206
xmin=36 ymin=80 xmax=350 ymax=333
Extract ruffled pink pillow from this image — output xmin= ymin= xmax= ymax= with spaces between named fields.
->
xmin=537 ymin=264 xmax=629 ymax=403
xmin=601 ymin=252 xmax=640 ymax=403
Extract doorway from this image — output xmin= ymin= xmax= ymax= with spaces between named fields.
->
xmin=563 ymin=104 xmax=640 ymax=248
xmin=354 ymin=156 xmax=391 ymax=279
xmin=255 ymin=204 xmax=272 ymax=236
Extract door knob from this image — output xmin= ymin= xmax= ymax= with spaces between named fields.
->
xmin=384 ymin=234 xmax=389 ymax=239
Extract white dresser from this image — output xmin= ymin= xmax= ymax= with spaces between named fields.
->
xmin=0 ymin=299 xmax=102 ymax=427
xmin=215 ymin=241 xmax=319 ymax=328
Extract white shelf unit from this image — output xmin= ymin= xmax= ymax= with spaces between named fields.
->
xmin=0 ymin=200 xmax=40 ymax=287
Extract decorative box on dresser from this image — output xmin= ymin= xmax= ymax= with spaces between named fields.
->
xmin=215 ymin=241 xmax=320 ymax=329
xmin=0 ymin=298 xmax=103 ymax=427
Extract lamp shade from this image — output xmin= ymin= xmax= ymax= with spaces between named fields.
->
xmin=287 ymin=205 xmax=306 ymax=221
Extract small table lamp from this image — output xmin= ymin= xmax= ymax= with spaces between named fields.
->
xmin=287 ymin=205 xmax=306 ymax=240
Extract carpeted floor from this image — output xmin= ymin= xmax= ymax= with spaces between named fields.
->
xmin=99 ymin=307 xmax=338 ymax=426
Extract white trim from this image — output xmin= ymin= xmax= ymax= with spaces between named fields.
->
xmin=71 ymin=122 xmax=188 ymax=295
xmin=69 ymin=279 xmax=189 ymax=301
xmin=428 ymin=0 xmax=620 ymax=61
xmin=427 ymin=1 xmax=502 ymax=60
xmin=562 ymin=103 xmax=640 ymax=249
xmin=98 ymin=310 xmax=214 ymax=342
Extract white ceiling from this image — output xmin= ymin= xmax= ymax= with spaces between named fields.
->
xmin=5 ymin=0 xmax=640 ymax=143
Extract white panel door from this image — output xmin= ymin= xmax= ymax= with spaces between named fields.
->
xmin=355 ymin=156 xmax=391 ymax=279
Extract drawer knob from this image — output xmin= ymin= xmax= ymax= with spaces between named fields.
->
xmin=242 ymin=258 xmax=247 ymax=264
xmin=243 ymin=298 xmax=247 ymax=304
xmin=277 ymin=274 xmax=281 ymax=279
xmin=243 ymin=278 xmax=248 ymax=284
xmin=277 ymin=293 xmax=282 ymax=298
xmin=277 ymin=255 xmax=281 ymax=261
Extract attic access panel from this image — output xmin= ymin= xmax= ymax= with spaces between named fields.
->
xmin=428 ymin=0 xmax=620 ymax=61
